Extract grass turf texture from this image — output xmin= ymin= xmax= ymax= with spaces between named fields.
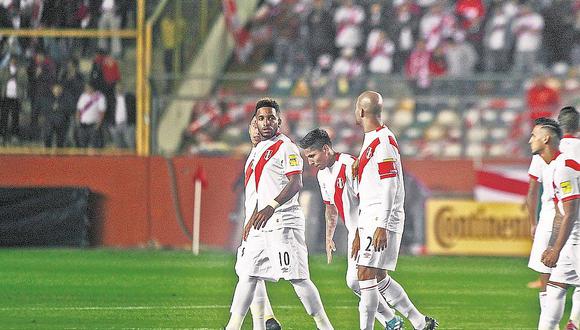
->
xmin=0 ymin=249 xmax=574 ymax=329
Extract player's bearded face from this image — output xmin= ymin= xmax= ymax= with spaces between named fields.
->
xmin=529 ymin=125 xmax=546 ymax=155
xmin=256 ymin=107 xmax=280 ymax=139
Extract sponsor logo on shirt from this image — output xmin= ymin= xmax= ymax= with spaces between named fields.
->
xmin=561 ymin=181 xmax=572 ymax=195
xmin=288 ymin=154 xmax=299 ymax=166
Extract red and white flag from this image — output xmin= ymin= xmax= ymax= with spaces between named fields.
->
xmin=474 ymin=166 xmax=529 ymax=203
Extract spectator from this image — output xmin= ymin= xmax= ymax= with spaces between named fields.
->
xmin=98 ymin=0 xmax=122 ymax=58
xmin=483 ymin=6 xmax=511 ymax=72
xmin=90 ymin=49 xmax=120 ymax=126
xmin=109 ymin=83 xmax=135 ymax=149
xmin=333 ymin=0 xmax=365 ymax=51
xmin=27 ymin=49 xmax=56 ymax=141
xmin=445 ymin=35 xmax=478 ymax=77
xmin=526 ymin=75 xmax=561 ymax=120
xmin=61 ymin=58 xmax=85 ymax=105
xmin=306 ymin=0 xmax=335 ymax=66
xmin=364 ymin=2 xmax=388 ymax=36
xmin=391 ymin=0 xmax=421 ymax=73
xmin=542 ymin=0 xmax=575 ymax=67
xmin=42 ymin=81 xmax=74 ymax=148
xmin=161 ymin=6 xmax=186 ymax=92
xmin=512 ymin=5 xmax=544 ymax=73
xmin=0 ymin=56 xmax=26 ymax=145
xmin=420 ymin=3 xmax=455 ymax=51
xmin=333 ymin=47 xmax=363 ymax=78
xmin=75 ymin=82 xmax=106 ymax=148
xmin=366 ymin=29 xmax=395 ymax=74
xmin=456 ymin=0 xmax=486 ymax=59
xmin=405 ymin=39 xmax=432 ymax=92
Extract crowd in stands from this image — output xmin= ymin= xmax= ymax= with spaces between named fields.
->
xmin=182 ymin=0 xmax=580 ymax=158
xmin=0 ymin=0 xmax=136 ymax=149
xmin=241 ymin=0 xmax=580 ymax=92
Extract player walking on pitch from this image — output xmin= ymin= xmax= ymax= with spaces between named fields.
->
xmin=535 ymin=109 xmax=580 ymax=330
xmin=527 ymin=108 xmax=580 ymax=330
xmin=231 ymin=117 xmax=282 ymax=330
xmin=353 ymin=91 xmax=438 ymax=330
xmin=299 ymin=128 xmax=404 ymax=329
xmin=225 ymin=98 xmax=333 ymax=330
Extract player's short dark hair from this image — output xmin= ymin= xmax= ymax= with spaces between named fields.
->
xmin=254 ymin=98 xmax=280 ymax=116
xmin=298 ymin=129 xmax=332 ymax=150
xmin=534 ymin=117 xmax=563 ymax=140
xmin=558 ymin=106 xmax=579 ymax=133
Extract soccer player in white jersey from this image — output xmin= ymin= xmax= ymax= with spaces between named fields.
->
xmin=353 ymin=91 xmax=438 ymax=330
xmin=298 ymin=128 xmax=404 ymax=330
xmin=527 ymin=109 xmax=580 ymax=330
xmin=536 ymin=110 xmax=580 ymax=330
xmin=225 ymin=98 xmax=333 ymax=330
xmin=232 ymin=117 xmax=281 ymax=330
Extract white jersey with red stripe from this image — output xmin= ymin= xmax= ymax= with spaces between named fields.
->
xmin=317 ymin=152 xmax=359 ymax=233
xmin=357 ymin=125 xmax=405 ymax=233
xmin=252 ymin=133 xmax=304 ymax=230
xmin=528 ymin=155 xmax=556 ymax=231
xmin=243 ymin=147 xmax=258 ymax=225
xmin=553 ymin=148 xmax=580 ymax=245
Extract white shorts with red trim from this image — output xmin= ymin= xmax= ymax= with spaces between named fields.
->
xmin=356 ymin=216 xmax=402 ymax=271
xmin=549 ymin=241 xmax=580 ymax=286
xmin=528 ymin=226 xmax=553 ymax=274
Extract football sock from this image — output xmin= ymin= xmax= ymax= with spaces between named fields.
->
xmin=378 ymin=275 xmax=425 ymax=329
xmin=347 ymin=272 xmax=394 ymax=327
xmin=250 ymin=280 xmax=267 ymax=330
xmin=570 ymin=287 xmax=580 ymax=326
xmin=263 ymin=286 xmax=276 ymax=320
xmin=359 ymin=279 xmax=379 ymax=330
xmin=539 ymin=291 xmax=547 ymax=310
xmin=538 ymin=284 xmax=567 ymax=330
xmin=226 ymin=276 xmax=258 ymax=330
xmin=290 ymin=279 xmax=333 ymax=330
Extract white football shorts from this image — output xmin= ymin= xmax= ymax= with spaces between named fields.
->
xmin=549 ymin=241 xmax=580 ymax=286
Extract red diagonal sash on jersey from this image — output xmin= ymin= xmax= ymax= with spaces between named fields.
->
xmin=358 ymin=138 xmax=380 ymax=182
xmin=79 ymin=94 xmax=100 ymax=121
xmin=255 ymin=140 xmax=284 ymax=188
xmin=244 ymin=160 xmax=254 ymax=187
xmin=565 ymin=159 xmax=580 ymax=171
xmin=334 ymin=164 xmax=347 ymax=223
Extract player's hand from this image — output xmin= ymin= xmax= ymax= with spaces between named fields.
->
xmin=326 ymin=239 xmax=336 ymax=264
xmin=541 ymin=247 xmax=560 ymax=268
xmin=352 ymin=159 xmax=359 ymax=180
xmin=351 ymin=229 xmax=360 ymax=260
xmin=252 ymin=206 xmax=275 ymax=230
xmin=373 ymin=227 xmax=388 ymax=252
xmin=242 ymin=219 xmax=253 ymax=241
xmin=530 ymin=224 xmax=537 ymax=240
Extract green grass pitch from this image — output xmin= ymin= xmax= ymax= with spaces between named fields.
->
xmin=0 ymin=249 xmax=574 ymax=329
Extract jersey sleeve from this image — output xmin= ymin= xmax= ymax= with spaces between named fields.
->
xmin=282 ymin=142 xmax=303 ymax=177
xmin=556 ymin=158 xmax=580 ymax=203
xmin=374 ymin=138 xmax=401 ymax=229
xmin=375 ymin=138 xmax=399 ymax=180
xmin=317 ymin=172 xmax=332 ymax=205
xmin=528 ymin=155 xmax=544 ymax=182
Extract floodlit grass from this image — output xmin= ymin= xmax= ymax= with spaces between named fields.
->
xmin=0 ymin=249 xmax=573 ymax=329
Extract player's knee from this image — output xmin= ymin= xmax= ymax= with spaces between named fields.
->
xmin=357 ymin=266 xmax=376 ymax=281
xmin=346 ymin=276 xmax=359 ymax=293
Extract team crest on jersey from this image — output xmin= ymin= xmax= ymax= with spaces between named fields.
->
xmin=365 ymin=147 xmax=373 ymax=159
xmin=336 ymin=177 xmax=344 ymax=189
xmin=289 ymin=154 xmax=299 ymax=166
xmin=561 ymin=181 xmax=572 ymax=195
xmin=264 ymin=150 xmax=273 ymax=160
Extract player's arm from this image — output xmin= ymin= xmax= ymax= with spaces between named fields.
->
xmin=373 ymin=142 xmax=400 ymax=252
xmin=543 ymin=198 xmax=579 ymax=267
xmin=324 ymin=204 xmax=338 ymax=263
xmin=526 ymin=178 xmax=540 ymax=238
xmin=252 ymin=173 xmax=303 ymax=229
